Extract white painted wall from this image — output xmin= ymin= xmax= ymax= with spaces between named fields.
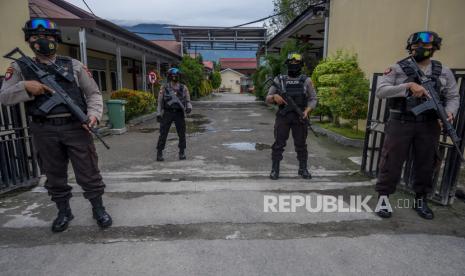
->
xmin=220 ymin=70 xmax=243 ymax=93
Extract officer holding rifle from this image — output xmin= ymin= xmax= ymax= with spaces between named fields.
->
xmin=375 ymin=31 xmax=460 ymax=220
xmin=0 ymin=18 xmax=112 ymax=232
xmin=265 ymin=53 xmax=317 ymax=180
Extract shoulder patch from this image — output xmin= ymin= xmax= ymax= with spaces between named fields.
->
xmin=4 ymin=67 xmax=14 ymax=81
xmin=383 ymin=67 xmax=392 ymax=75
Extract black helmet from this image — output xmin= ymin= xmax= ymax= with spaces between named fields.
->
xmin=23 ymin=18 xmax=62 ymax=42
xmin=406 ymin=31 xmax=442 ymax=51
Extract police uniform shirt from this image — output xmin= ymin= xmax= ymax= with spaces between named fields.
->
xmin=156 ymin=82 xmax=192 ymax=116
xmin=0 ymin=57 xmax=103 ymax=120
xmin=376 ymin=60 xmax=460 ymax=117
xmin=267 ymin=76 xmax=318 ymax=110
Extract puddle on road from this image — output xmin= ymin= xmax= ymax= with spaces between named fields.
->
xmin=231 ymin=128 xmax=254 ymax=132
xmin=145 ymin=113 xmax=214 ymax=134
xmin=139 ymin=127 xmax=159 ymax=133
xmin=160 ymin=178 xmax=186 ymax=182
xmin=255 ymin=143 xmax=272 ymax=150
xmin=188 ymin=114 xmax=204 ymax=119
xmin=222 ymin=142 xmax=271 ymax=151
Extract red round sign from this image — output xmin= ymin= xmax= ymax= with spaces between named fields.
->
xmin=148 ymin=71 xmax=157 ymax=84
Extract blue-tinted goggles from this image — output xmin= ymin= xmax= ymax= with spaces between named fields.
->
xmin=29 ymin=18 xmax=57 ymax=30
xmin=168 ymin=68 xmax=180 ymax=75
xmin=412 ymin=32 xmax=435 ymax=44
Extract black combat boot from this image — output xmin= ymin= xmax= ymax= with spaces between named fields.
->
xmin=270 ymin=160 xmax=280 ymax=180
xmin=413 ymin=193 xmax=434 ymax=220
xmin=156 ymin=150 xmax=164 ymax=161
xmin=376 ymin=194 xmax=392 ymax=218
xmin=179 ymin=149 xmax=186 ymax=160
xmin=89 ymin=196 xmax=113 ymax=228
xmin=52 ymin=200 xmax=74 ymax=233
xmin=298 ymin=161 xmax=312 ymax=179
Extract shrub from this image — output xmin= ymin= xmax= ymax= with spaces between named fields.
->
xmin=199 ymin=80 xmax=213 ymax=97
xmin=211 ymin=71 xmax=222 ymax=90
xmin=311 ymin=51 xmax=369 ymax=128
xmin=252 ymin=65 xmax=272 ymax=100
xmin=111 ymin=89 xmax=156 ymax=120
xmin=179 ymin=56 xmax=204 ymax=99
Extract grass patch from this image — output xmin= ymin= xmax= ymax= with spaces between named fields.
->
xmin=315 ymin=122 xmax=365 ymax=140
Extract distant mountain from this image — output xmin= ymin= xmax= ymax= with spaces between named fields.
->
xmin=120 ymin=23 xmax=257 ymax=62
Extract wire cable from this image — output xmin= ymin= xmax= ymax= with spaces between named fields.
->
xmin=82 ymin=0 xmax=96 ymax=16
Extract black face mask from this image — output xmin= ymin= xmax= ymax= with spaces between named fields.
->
xmin=287 ymin=63 xmax=302 ymax=77
xmin=169 ymin=76 xmax=179 ymax=82
xmin=29 ymin=38 xmax=57 ymax=56
xmin=412 ymin=47 xmax=434 ymax=62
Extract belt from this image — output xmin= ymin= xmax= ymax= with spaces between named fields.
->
xmin=31 ymin=115 xmax=78 ymax=125
xmin=389 ymin=112 xmax=437 ymax=122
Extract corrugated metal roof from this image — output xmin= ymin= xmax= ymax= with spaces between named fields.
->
xmin=219 ymin=58 xmax=257 ymax=70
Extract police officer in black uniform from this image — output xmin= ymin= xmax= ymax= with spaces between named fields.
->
xmin=156 ymin=68 xmax=192 ymax=161
xmin=266 ymin=53 xmax=318 ymax=180
xmin=0 ymin=19 xmax=112 ymax=232
xmin=375 ymin=31 xmax=460 ymax=219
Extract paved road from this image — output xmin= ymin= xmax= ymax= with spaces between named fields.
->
xmin=1 ymin=93 xmax=464 ymax=276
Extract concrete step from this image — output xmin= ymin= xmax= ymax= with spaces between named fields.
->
xmin=192 ymin=101 xmax=265 ymax=109
xmin=8 ymin=183 xmax=378 ymax=229
xmin=99 ymin=168 xmax=361 ymax=181
xmin=32 ymin=178 xmax=374 ymax=194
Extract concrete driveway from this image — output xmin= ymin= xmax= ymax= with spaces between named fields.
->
xmin=1 ymin=93 xmax=464 ymax=276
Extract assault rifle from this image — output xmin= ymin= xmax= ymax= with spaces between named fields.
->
xmin=4 ymin=47 xmax=110 ymax=149
xmin=164 ymin=85 xmax=186 ymax=116
xmin=402 ymin=56 xmax=464 ymax=161
xmin=265 ymin=76 xmax=318 ymax=137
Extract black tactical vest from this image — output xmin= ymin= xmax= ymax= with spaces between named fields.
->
xmin=18 ymin=56 xmax=87 ymax=117
xmin=388 ymin=60 xmax=443 ymax=115
xmin=163 ymin=83 xmax=187 ymax=110
xmin=279 ymin=75 xmax=308 ymax=113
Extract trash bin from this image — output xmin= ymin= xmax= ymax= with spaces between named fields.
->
xmin=106 ymin=99 xmax=127 ymax=129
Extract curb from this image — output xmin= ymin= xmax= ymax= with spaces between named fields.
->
xmin=312 ymin=124 xmax=364 ymax=148
xmin=192 ymin=101 xmax=266 ymax=109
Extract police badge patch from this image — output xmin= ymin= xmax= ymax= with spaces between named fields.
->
xmin=4 ymin=67 xmax=14 ymax=81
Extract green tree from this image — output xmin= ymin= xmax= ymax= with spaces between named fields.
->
xmin=179 ymin=56 xmax=204 ymax=99
xmin=311 ymin=51 xmax=369 ymax=128
xmin=266 ymin=0 xmax=320 ymax=34
xmin=253 ymin=39 xmax=318 ymax=101
xmin=211 ymin=71 xmax=222 ymax=90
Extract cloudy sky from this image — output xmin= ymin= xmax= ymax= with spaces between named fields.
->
xmin=65 ymin=0 xmax=275 ymax=27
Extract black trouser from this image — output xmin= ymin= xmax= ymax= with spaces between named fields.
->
xmin=271 ymin=112 xmax=308 ymax=162
xmin=156 ymin=109 xmax=186 ymax=151
xmin=376 ymin=118 xmax=441 ymax=195
xmin=30 ymin=120 xmax=105 ymax=203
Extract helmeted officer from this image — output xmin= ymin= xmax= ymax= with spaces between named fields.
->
xmin=156 ymin=67 xmax=192 ymax=161
xmin=0 ymin=18 xmax=112 ymax=232
xmin=266 ymin=53 xmax=318 ymax=180
xmin=375 ymin=31 xmax=460 ymax=219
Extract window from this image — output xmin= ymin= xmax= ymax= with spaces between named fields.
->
xmin=99 ymin=71 xmax=107 ymax=92
xmin=91 ymin=69 xmax=107 ymax=92
xmin=110 ymin=72 xmax=117 ymax=91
